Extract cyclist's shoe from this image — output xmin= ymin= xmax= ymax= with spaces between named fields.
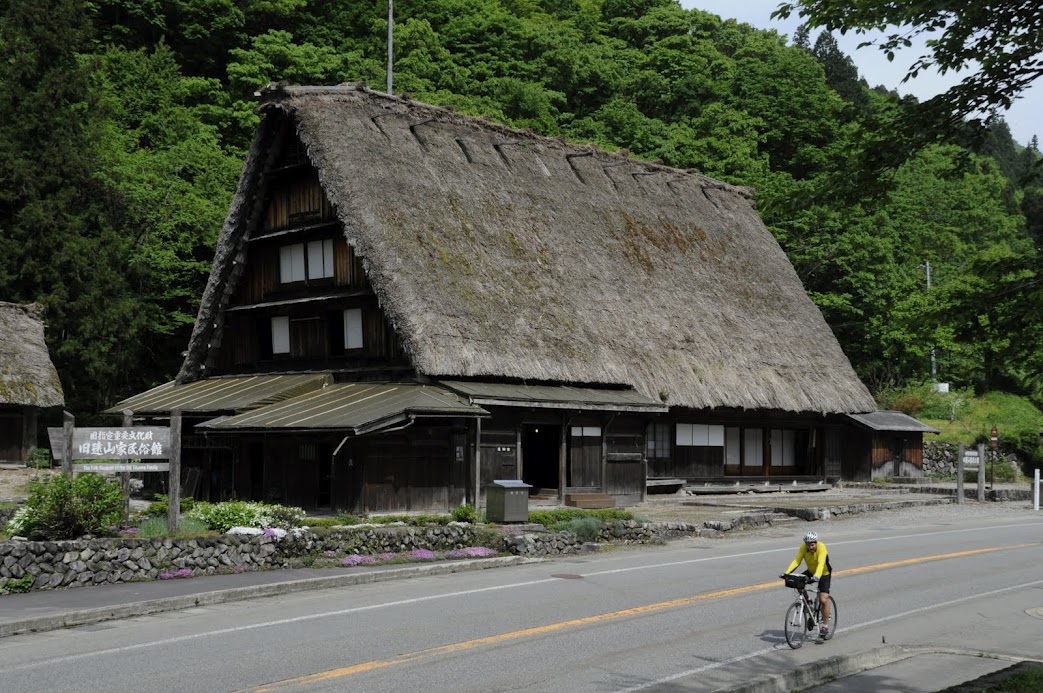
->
xmin=806 ymin=617 xmax=815 ymax=631
xmin=819 ymin=624 xmax=830 ymax=638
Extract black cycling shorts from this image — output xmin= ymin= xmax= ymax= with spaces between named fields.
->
xmin=803 ymin=570 xmax=831 ymax=593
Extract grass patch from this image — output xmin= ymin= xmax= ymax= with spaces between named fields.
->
xmin=132 ymin=515 xmax=212 ymax=538
xmin=938 ymin=661 xmax=1043 ymax=692
xmin=528 ymin=508 xmax=634 ymax=531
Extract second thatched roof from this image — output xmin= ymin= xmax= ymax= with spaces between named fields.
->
xmin=179 ymin=85 xmax=875 ymax=415
xmin=0 ymin=302 xmax=65 ymax=408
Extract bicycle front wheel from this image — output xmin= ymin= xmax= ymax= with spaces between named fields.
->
xmin=784 ymin=601 xmax=809 ymax=649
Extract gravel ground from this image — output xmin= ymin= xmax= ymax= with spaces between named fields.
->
xmin=0 ymin=465 xmax=57 ymax=502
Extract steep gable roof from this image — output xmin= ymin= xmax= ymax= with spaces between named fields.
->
xmin=0 ymin=302 xmax=65 ymax=408
xmin=180 ymin=85 xmax=875 ymax=415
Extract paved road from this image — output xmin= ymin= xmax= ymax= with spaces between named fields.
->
xmin=0 ymin=504 xmax=1040 ymax=692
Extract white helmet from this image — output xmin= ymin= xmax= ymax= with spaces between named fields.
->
xmin=803 ymin=531 xmax=818 ymax=543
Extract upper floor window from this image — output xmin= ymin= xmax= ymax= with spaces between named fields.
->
xmin=280 ymin=239 xmax=334 ymax=284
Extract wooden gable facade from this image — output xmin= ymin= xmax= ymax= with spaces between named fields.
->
xmin=109 ymin=86 xmax=883 ymax=514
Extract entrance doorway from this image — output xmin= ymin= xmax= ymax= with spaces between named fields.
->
xmin=521 ymin=424 xmax=559 ymax=493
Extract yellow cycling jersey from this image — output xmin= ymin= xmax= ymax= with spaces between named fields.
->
xmin=785 ymin=541 xmax=832 ymax=578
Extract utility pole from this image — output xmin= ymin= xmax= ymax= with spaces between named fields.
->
xmin=387 ymin=0 xmax=394 ymax=95
xmin=922 ymin=260 xmax=937 ymax=379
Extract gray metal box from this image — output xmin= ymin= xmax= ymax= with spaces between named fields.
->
xmin=486 ymin=480 xmax=532 ymax=523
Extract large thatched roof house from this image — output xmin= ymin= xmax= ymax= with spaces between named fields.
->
xmin=0 ymin=302 xmax=64 ymax=464
xmin=111 ymin=85 xmax=885 ymax=512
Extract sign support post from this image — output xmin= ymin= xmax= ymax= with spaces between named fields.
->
xmin=62 ymin=411 xmax=74 ymax=479
xmin=121 ymin=409 xmax=133 ymax=524
xmin=168 ymin=410 xmax=182 ymax=534
xmin=977 ymin=443 xmax=986 ymax=502
xmin=989 ymin=424 xmax=998 ymax=490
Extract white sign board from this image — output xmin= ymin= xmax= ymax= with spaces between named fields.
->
xmin=80 ymin=463 xmax=170 ymax=473
xmin=49 ymin=427 xmax=171 ymax=460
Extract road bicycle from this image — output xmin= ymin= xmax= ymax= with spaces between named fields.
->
xmin=780 ymin=573 xmax=837 ymax=649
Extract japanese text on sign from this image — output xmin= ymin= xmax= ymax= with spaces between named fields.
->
xmin=70 ymin=427 xmax=171 ymax=459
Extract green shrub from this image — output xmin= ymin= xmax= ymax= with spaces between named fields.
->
xmin=474 ymin=525 xmax=502 ymax=548
xmin=1 ymin=574 xmax=34 ymax=594
xmin=7 ymin=473 xmax=124 ymax=540
xmin=451 ymin=503 xmax=477 ymax=523
xmin=144 ymin=494 xmax=196 ymax=517
xmin=963 ymin=460 xmax=1022 ymax=484
xmin=302 ymin=517 xmax=343 ymax=528
xmin=186 ymin=501 xmax=306 ymax=532
xmin=562 ymin=516 xmax=602 ymax=542
xmin=334 ymin=513 xmax=364 ymax=525
xmin=266 ymin=503 xmax=307 ymax=528
xmin=26 ymin=449 xmax=52 ymax=469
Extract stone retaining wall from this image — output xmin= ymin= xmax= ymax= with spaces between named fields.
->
xmin=0 ymin=520 xmax=709 ymax=593
xmin=3 ymin=500 xmax=953 ymax=594
xmin=776 ymin=498 xmax=950 ymax=521
xmin=923 ymin=441 xmax=1019 ymax=477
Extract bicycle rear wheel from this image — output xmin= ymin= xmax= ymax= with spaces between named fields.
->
xmin=784 ymin=601 xmax=809 ymax=649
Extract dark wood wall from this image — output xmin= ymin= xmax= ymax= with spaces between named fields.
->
xmin=0 ymin=410 xmax=22 ymax=463
xmin=214 ymin=162 xmax=408 ymax=375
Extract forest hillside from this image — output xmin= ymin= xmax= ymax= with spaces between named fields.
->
xmin=0 ymin=0 xmax=1040 ymax=435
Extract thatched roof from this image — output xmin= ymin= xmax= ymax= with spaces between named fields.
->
xmin=0 ymin=302 xmax=64 ymax=408
xmin=179 ymin=85 xmax=875 ymax=415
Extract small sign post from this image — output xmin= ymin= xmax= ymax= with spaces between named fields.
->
xmin=48 ymin=411 xmax=181 ymax=531
xmin=977 ymin=443 xmax=986 ymax=502
xmin=1035 ymin=468 xmax=1040 ymax=512
xmin=955 ymin=443 xmax=964 ymax=505
xmin=989 ymin=424 xmax=998 ymax=489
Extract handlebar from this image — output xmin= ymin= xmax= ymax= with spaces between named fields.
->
xmin=780 ymin=573 xmax=816 ymax=589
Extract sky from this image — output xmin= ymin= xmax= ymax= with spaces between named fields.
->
xmin=680 ymin=1 xmax=1040 ymax=148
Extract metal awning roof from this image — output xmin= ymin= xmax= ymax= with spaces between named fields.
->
xmin=103 ymin=374 xmax=332 ymax=415
xmin=845 ymin=411 xmax=940 ymax=433
xmin=438 ymin=381 xmax=668 ymax=413
xmin=196 ymin=382 xmax=489 ymax=435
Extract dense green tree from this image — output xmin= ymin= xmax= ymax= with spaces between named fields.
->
xmin=0 ymin=0 xmax=1039 ymax=412
xmin=775 ymin=1 xmax=1043 ymax=164
xmin=0 ymin=0 xmax=141 ymax=414
xmin=93 ymin=44 xmax=241 ymax=383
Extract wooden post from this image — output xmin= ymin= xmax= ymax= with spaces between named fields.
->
xmin=121 ymin=409 xmax=133 ymax=524
xmin=955 ymin=443 xmax=964 ymax=505
xmin=62 ymin=411 xmax=74 ymax=479
xmin=976 ymin=442 xmax=986 ymax=502
xmin=168 ymin=410 xmax=182 ymax=534
xmin=640 ymin=455 xmax=648 ymax=504
xmin=558 ymin=412 xmax=567 ymax=505
xmin=516 ymin=427 xmax=524 ymax=482
xmin=473 ymin=417 xmax=481 ymax=511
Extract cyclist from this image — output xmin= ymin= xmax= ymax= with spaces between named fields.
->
xmin=780 ymin=531 xmax=833 ymax=638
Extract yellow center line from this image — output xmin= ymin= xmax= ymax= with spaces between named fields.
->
xmin=244 ymin=541 xmax=1037 ymax=692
